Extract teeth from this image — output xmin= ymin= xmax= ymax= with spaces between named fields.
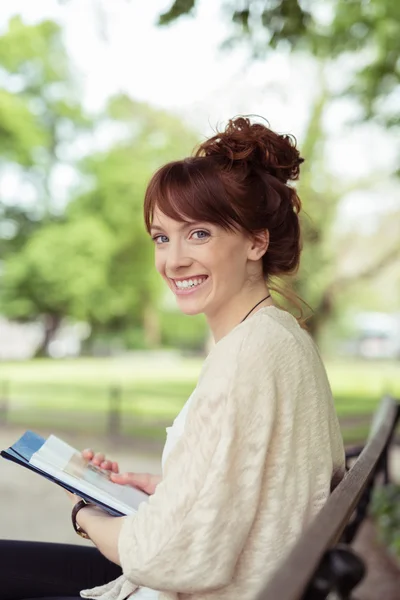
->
xmin=175 ymin=277 xmax=207 ymax=289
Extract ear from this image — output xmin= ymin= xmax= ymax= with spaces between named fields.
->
xmin=248 ymin=229 xmax=269 ymax=262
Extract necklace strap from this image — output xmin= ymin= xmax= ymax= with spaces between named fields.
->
xmin=240 ymin=294 xmax=271 ymax=323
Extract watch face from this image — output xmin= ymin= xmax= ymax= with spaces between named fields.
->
xmin=77 ymin=527 xmax=90 ymax=539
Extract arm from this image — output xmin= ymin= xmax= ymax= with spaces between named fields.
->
xmin=113 ymin=345 xmax=278 ymax=593
xmin=72 ymin=502 xmax=125 ymax=565
xmin=69 ymin=474 xmax=162 ymax=564
xmin=68 ymin=469 xmax=162 ymax=563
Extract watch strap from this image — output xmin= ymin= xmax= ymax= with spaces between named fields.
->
xmin=72 ymin=498 xmax=92 ymax=539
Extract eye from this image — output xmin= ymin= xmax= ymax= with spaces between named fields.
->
xmin=152 ymin=234 xmax=169 ymax=244
xmin=191 ymin=230 xmax=210 ymax=240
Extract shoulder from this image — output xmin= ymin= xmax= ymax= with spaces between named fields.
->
xmin=198 ymin=307 xmax=313 ymax=392
xmin=208 ymin=307 xmax=310 ymax=366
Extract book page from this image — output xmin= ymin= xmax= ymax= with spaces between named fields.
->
xmin=30 ymin=435 xmax=149 ymax=514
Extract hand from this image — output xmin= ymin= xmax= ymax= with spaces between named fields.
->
xmin=110 ymin=472 xmax=161 ymax=496
xmin=82 ymin=448 xmax=119 ymax=474
xmin=82 ymin=449 xmax=161 ymax=495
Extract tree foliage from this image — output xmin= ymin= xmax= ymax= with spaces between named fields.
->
xmin=158 ymin=0 xmax=400 ymax=335
xmin=0 ymin=17 xmax=200 ymax=353
xmin=0 ymin=90 xmax=46 ymax=166
xmin=0 ymin=16 xmax=91 ymax=258
xmin=68 ymin=96 xmax=198 ymax=336
xmin=159 ymin=0 xmax=400 ymax=127
xmin=1 ymin=8 xmax=398 ymax=354
xmin=278 ymin=73 xmax=400 ymax=335
xmin=2 ymin=218 xmax=113 ymax=322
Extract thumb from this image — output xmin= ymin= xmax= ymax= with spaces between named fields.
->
xmin=110 ymin=472 xmax=131 ymax=485
xmin=110 ymin=472 xmax=148 ymax=488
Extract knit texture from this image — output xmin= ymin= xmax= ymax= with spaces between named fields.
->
xmin=81 ymin=306 xmax=345 ymax=600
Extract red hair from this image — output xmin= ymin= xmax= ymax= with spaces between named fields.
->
xmin=144 ymin=116 xmax=307 ymax=319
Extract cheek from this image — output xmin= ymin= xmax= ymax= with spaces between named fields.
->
xmin=154 ymin=253 xmax=165 ymax=276
xmin=217 ymin=243 xmax=246 ymax=269
xmin=206 ymin=242 xmax=243 ymax=275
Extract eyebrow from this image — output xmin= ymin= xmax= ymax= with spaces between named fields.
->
xmin=150 ymin=222 xmax=198 ymax=233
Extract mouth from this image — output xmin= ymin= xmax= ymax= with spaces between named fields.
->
xmin=170 ymin=275 xmax=209 ymax=295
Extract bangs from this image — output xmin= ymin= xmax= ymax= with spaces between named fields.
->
xmin=143 ymin=158 xmax=241 ymax=233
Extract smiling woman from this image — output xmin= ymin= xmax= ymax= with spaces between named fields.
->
xmin=144 ymin=116 xmax=304 ymax=342
xmin=1 ymin=117 xmax=345 ymax=600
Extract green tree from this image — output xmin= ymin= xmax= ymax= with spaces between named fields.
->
xmin=158 ymin=2 xmax=400 ymax=335
xmin=0 ymin=16 xmax=91 ymax=258
xmin=62 ymin=0 xmax=399 ymax=126
xmin=273 ymin=70 xmax=400 ymax=336
xmin=0 ymin=16 xmax=94 ymax=351
xmin=67 ymin=95 xmax=199 ymax=347
xmin=158 ymin=0 xmax=400 ymax=128
xmin=0 ymin=81 xmax=200 ymax=353
xmin=0 ymin=90 xmax=45 ymax=167
xmin=1 ymin=218 xmax=113 ymax=355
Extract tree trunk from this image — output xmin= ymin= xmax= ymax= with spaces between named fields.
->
xmin=35 ymin=314 xmax=62 ymax=357
xmin=308 ymin=242 xmax=400 ymax=340
xmin=306 ymin=290 xmax=334 ymax=340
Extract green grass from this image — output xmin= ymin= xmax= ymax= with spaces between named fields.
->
xmin=0 ymin=356 xmax=399 ymax=444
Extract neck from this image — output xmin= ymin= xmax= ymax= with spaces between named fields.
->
xmin=206 ymin=283 xmax=274 ymax=343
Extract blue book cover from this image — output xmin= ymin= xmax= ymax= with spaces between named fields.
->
xmin=1 ymin=432 xmax=124 ymax=517
xmin=8 ymin=430 xmax=46 ymax=462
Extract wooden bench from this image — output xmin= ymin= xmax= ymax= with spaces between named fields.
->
xmin=256 ymin=395 xmax=400 ymax=600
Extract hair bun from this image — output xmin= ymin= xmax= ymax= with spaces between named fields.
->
xmin=196 ymin=116 xmax=304 ymax=184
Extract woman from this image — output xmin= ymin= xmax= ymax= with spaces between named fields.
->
xmin=2 ymin=116 xmax=345 ymax=600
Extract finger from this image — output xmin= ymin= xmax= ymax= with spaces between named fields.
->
xmin=82 ymin=449 xmax=94 ymax=459
xmin=92 ymin=452 xmax=105 ymax=466
xmin=100 ymin=460 xmax=112 ymax=470
xmin=98 ymin=459 xmax=119 ymax=472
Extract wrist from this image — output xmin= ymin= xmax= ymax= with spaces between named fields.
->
xmin=76 ymin=503 xmax=105 ymax=529
xmin=72 ymin=499 xmax=94 ymax=539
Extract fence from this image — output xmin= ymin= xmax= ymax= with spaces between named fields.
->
xmin=0 ymin=379 xmax=176 ymax=447
xmin=0 ymin=376 xmax=382 ymax=448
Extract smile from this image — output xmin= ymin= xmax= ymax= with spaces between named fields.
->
xmin=171 ymin=276 xmax=209 ymax=295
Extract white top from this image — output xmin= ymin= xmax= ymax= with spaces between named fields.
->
xmin=81 ymin=306 xmax=345 ymax=600
xmin=161 ymin=391 xmax=196 ymax=471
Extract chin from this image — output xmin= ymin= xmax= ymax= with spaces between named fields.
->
xmin=179 ymin=307 xmax=204 ymax=317
xmin=176 ymin=301 xmax=204 ymax=317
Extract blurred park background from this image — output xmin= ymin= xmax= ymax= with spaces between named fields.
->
xmin=0 ymin=0 xmax=399 ymax=453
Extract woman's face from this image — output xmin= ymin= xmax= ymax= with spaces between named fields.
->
xmin=150 ymin=206 xmax=257 ymax=317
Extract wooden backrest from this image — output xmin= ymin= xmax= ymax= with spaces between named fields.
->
xmin=256 ymin=395 xmax=400 ymax=600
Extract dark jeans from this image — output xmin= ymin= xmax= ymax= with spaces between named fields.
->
xmin=0 ymin=540 xmax=122 ymax=600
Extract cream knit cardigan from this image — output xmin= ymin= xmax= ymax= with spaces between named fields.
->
xmin=81 ymin=307 xmax=345 ymax=600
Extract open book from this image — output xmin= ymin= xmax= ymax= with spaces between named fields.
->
xmin=1 ymin=431 xmax=149 ymax=517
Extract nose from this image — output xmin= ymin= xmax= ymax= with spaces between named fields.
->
xmin=165 ymin=239 xmax=192 ymax=275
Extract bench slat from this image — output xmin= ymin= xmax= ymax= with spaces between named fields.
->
xmin=256 ymin=396 xmax=399 ymax=600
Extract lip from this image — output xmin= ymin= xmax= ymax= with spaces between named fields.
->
xmin=170 ymin=276 xmax=209 ymax=296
